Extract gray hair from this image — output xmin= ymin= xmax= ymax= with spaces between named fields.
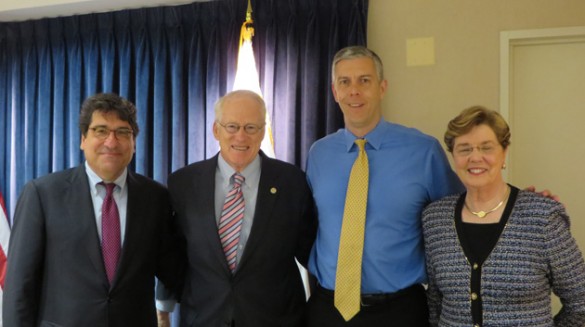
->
xmin=331 ymin=46 xmax=385 ymax=81
xmin=214 ymin=90 xmax=266 ymax=122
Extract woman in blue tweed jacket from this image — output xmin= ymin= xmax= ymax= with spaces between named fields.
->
xmin=422 ymin=106 xmax=585 ymax=327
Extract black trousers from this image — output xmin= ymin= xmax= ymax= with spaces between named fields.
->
xmin=306 ymin=284 xmax=430 ymax=327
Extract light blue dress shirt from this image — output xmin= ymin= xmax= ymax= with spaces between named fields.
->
xmin=306 ymin=120 xmax=463 ymax=293
xmin=85 ymin=161 xmax=128 ymax=245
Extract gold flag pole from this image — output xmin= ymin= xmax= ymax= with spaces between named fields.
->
xmin=239 ymin=0 xmax=254 ymax=47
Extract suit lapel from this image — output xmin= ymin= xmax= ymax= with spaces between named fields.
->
xmin=113 ymin=171 xmax=140 ymax=287
xmin=237 ymin=155 xmax=279 ymax=273
xmin=66 ymin=166 xmax=108 ymax=286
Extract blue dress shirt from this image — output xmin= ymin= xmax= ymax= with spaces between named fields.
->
xmin=306 ymin=120 xmax=463 ymax=293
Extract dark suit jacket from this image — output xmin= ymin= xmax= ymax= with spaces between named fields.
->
xmin=3 ymin=165 xmax=180 ymax=327
xmin=169 ymin=153 xmax=317 ymax=327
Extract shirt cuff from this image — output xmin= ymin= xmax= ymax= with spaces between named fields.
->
xmin=156 ymin=299 xmax=177 ymax=312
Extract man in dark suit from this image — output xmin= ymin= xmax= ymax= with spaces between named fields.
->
xmin=156 ymin=90 xmax=317 ymax=327
xmin=3 ymin=93 xmax=179 ymax=327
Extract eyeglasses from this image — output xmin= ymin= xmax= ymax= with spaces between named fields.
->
xmin=454 ymin=144 xmax=498 ymax=157
xmin=89 ymin=126 xmax=134 ymax=140
xmin=217 ymin=122 xmax=264 ymax=135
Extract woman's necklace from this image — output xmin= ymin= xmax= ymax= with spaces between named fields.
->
xmin=464 ymin=186 xmax=510 ymax=218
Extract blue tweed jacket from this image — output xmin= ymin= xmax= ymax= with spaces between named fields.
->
xmin=422 ymin=187 xmax=585 ymax=327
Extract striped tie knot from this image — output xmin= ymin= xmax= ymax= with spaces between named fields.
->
xmin=233 ymin=173 xmax=245 ymax=188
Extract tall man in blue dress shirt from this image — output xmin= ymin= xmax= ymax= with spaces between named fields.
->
xmin=305 ymin=46 xmax=464 ymax=326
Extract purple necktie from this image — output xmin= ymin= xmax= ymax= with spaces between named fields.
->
xmin=218 ymin=173 xmax=245 ymax=273
xmin=101 ymin=182 xmax=121 ymax=284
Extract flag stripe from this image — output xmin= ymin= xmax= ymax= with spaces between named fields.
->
xmin=0 ymin=249 xmax=6 ymax=289
xmin=0 ymin=191 xmax=10 ymax=290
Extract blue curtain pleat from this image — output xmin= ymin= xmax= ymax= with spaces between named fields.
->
xmin=23 ymin=23 xmax=38 ymax=185
xmin=115 ymin=12 xmax=132 ymax=100
xmin=6 ymin=24 xmax=24 ymax=211
xmin=99 ymin=14 xmax=116 ymax=92
xmin=132 ymin=10 xmax=151 ymax=176
xmin=325 ymin=10 xmax=342 ymax=133
xmin=0 ymin=30 xmax=5 ymax=196
xmin=348 ymin=0 xmax=367 ymax=46
xmin=65 ymin=17 xmax=84 ymax=169
xmin=150 ymin=8 xmax=170 ymax=183
xmin=186 ymin=15 xmax=206 ymax=165
xmin=0 ymin=0 xmax=368 ymax=220
xmin=300 ymin=1 xmax=320 ymax=165
xmin=35 ymin=20 xmax=52 ymax=178
xmin=81 ymin=16 xmax=99 ymax=98
xmin=0 ymin=28 xmax=7 ymax=199
xmin=50 ymin=19 xmax=66 ymax=172
xmin=283 ymin=12 xmax=300 ymax=164
xmin=204 ymin=21 xmax=223 ymax=159
xmin=168 ymin=10 xmax=186 ymax=174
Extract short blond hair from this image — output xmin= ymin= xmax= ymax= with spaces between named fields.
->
xmin=444 ymin=106 xmax=511 ymax=153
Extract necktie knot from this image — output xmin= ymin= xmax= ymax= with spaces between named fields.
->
xmin=232 ymin=173 xmax=245 ymax=188
xmin=355 ymin=138 xmax=366 ymax=151
xmin=101 ymin=182 xmax=116 ymax=196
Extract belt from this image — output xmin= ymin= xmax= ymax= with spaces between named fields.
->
xmin=316 ymin=284 xmax=423 ymax=307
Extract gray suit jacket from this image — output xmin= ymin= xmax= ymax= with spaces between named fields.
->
xmin=168 ymin=152 xmax=317 ymax=327
xmin=3 ymin=165 xmax=180 ymax=327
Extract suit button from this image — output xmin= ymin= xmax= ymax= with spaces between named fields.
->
xmin=471 ymin=292 xmax=478 ymax=300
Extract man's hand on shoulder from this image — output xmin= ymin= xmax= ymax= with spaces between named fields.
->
xmin=524 ymin=185 xmax=561 ymax=202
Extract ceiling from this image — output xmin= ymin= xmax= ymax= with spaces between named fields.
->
xmin=0 ymin=0 xmax=209 ymax=22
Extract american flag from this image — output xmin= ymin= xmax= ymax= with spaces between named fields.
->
xmin=0 ymin=191 xmax=10 ymax=326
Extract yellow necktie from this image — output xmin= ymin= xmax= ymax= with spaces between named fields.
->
xmin=335 ymin=139 xmax=368 ymax=321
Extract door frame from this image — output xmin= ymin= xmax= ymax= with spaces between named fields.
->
xmin=499 ymin=25 xmax=585 ymax=180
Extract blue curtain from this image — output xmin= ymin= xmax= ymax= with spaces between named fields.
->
xmin=0 ymin=0 xmax=368 ymax=219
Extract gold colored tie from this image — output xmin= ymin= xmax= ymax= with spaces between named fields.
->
xmin=335 ymin=139 xmax=368 ymax=321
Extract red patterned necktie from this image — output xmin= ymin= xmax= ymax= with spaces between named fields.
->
xmin=218 ymin=173 xmax=245 ymax=273
xmin=101 ymin=182 xmax=121 ymax=284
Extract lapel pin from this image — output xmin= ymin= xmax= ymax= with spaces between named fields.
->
xmin=270 ymin=187 xmax=277 ymax=194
